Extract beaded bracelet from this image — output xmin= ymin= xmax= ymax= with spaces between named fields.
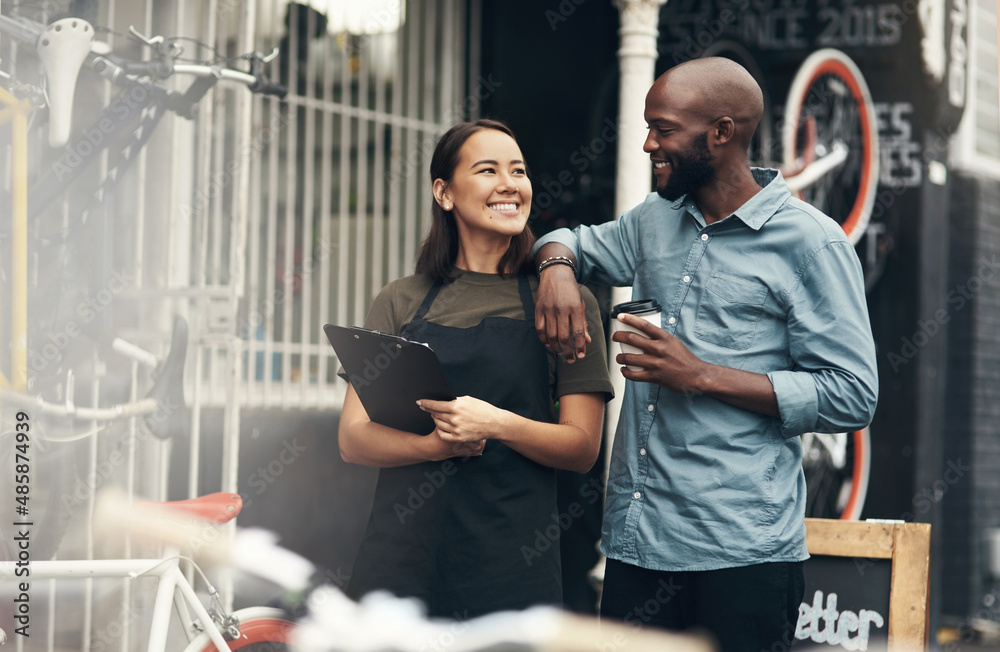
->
xmin=537 ymin=255 xmax=577 ymax=277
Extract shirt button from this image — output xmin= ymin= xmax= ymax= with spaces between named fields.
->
xmin=647 ymin=404 xmax=655 ymax=412
xmin=667 ymin=316 xmax=676 ymax=325
xmin=633 ymin=492 xmax=641 ymax=499
xmin=701 ymin=234 xmax=709 ymax=241
xmin=683 ymin=275 xmax=691 ymax=283
xmin=639 ymin=448 xmax=647 ymax=456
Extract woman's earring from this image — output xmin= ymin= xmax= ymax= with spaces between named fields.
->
xmin=443 ymin=203 xmax=451 ymax=210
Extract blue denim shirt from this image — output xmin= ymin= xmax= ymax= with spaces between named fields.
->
xmin=535 ymin=169 xmax=878 ymax=570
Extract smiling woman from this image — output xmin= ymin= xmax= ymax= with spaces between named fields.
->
xmin=336 ymin=119 xmax=614 ymax=619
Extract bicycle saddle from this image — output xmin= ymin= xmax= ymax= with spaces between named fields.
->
xmin=140 ymin=492 xmax=243 ymax=524
xmin=145 ymin=316 xmax=189 ymax=440
xmin=36 ymin=17 xmax=94 ymax=148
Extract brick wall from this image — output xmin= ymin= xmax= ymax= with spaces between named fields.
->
xmin=942 ymin=171 xmax=1000 ymax=620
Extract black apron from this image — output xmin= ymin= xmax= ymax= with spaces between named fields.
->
xmin=346 ymin=275 xmax=562 ymax=619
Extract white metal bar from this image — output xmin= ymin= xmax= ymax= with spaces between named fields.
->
xmin=402 ymin=11 xmax=420 ymax=279
xmin=189 ymin=341 xmax=204 ymax=498
xmin=264 ymin=95 xmax=280 ymax=395
xmin=371 ymin=33 xmax=387 ymax=302
xmin=83 ymin=356 xmax=101 ymax=652
xmin=467 ymin=1 xmax=481 ymax=120
xmin=300 ymin=6 xmax=318 ymax=395
xmin=245 ymin=95 xmax=263 ymax=394
xmin=123 ymin=357 xmax=139 ymax=650
xmin=784 ymin=142 xmax=850 ymax=192
xmin=192 ymin=1 xmax=218 ymax=418
xmin=281 ymin=2 xmax=299 ymax=400
xmin=131 ymin=2 xmax=152 ymax=294
xmin=220 ymin=0 xmax=256 ymax=611
xmin=355 ymin=53 xmax=370 ymax=322
xmin=47 ymin=578 xmax=55 ymax=651
xmin=111 ymin=338 xmax=159 ymax=368
xmin=209 ymin=23 xmax=225 ymax=289
xmin=0 ymin=558 xmax=172 ymax=578
xmin=119 ymin=287 xmax=232 ymax=298
xmin=231 ymin=0 xmax=254 ymax=303
xmin=146 ymin=561 xmax=179 ymax=652
xmin=194 ymin=0 xmax=215 ymax=289
xmin=316 ymin=25 xmax=335 ymax=388
xmin=423 ymin=2 xmax=435 ymax=125
xmin=419 ymin=0 xmax=436 ymax=260
xmin=172 ymin=565 xmax=232 ymax=651
xmin=337 ymin=24 xmax=351 ymax=328
xmin=158 ymin=439 xmax=170 ymax=501
xmin=442 ymin=0 xmax=455 ymax=124
xmin=387 ymin=19 xmax=404 ymax=284
xmin=172 ymin=590 xmax=198 ymax=644
xmin=0 ymin=389 xmax=157 ymax=420
xmin=282 ymin=94 xmax=447 ymax=133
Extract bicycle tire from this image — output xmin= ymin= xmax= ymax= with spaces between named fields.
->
xmin=181 ymin=607 xmax=295 ymax=652
xmin=802 ymin=428 xmax=871 ymax=520
xmin=0 ymin=418 xmax=84 ymax=561
xmin=782 ymin=48 xmax=879 ymax=245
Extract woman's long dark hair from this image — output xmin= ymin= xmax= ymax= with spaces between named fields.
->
xmin=415 ymin=119 xmax=536 ymax=283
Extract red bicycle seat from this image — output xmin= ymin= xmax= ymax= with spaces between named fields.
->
xmin=137 ymin=492 xmax=243 ymax=524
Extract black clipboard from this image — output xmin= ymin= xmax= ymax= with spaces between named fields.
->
xmin=324 ymin=324 xmax=455 ymax=435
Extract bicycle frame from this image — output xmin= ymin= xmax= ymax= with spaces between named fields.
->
xmin=0 ymin=556 xmax=233 ymax=651
xmin=784 ymin=141 xmax=849 ymax=193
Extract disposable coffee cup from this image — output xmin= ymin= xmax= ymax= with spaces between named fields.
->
xmin=610 ymin=299 xmax=662 ymax=372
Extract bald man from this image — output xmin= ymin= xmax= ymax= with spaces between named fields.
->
xmin=531 ymin=58 xmax=878 ymax=651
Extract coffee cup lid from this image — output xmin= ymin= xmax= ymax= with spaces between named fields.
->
xmin=611 ymin=299 xmax=662 ymax=317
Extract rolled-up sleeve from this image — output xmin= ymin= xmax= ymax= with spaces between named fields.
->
xmin=772 ymin=240 xmax=879 ymax=437
xmin=533 ymin=207 xmax=641 ymax=287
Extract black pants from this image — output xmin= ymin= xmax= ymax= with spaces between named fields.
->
xmin=600 ymin=558 xmax=805 ymax=652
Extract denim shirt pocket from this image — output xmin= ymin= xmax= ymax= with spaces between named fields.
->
xmin=694 ymin=272 xmax=769 ymax=350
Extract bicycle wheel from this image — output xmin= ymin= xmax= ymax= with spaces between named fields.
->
xmin=181 ymin=607 xmax=295 ymax=652
xmin=782 ymin=49 xmax=879 ymax=245
xmin=0 ymin=415 xmax=85 ymax=561
xmin=801 ymin=428 xmax=871 ymax=520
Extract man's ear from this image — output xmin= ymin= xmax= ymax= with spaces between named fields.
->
xmin=713 ymin=117 xmax=736 ymax=145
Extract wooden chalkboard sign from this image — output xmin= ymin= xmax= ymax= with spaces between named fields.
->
xmin=794 ymin=519 xmax=931 ymax=652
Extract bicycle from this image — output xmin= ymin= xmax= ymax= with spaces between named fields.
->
xmin=2 ymin=489 xmax=718 ymax=652
xmin=0 ymin=9 xmax=286 ymax=399
xmin=0 ymin=316 xmax=189 ymax=563
xmin=0 ymin=10 xmax=290 ymax=646
xmin=0 ymin=6 xmax=286 ymax=544
xmin=0 ymin=491 xmax=297 ymax=651
xmin=0 ymin=324 xmax=299 ymax=650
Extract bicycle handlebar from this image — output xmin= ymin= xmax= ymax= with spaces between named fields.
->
xmin=0 ymin=389 xmax=158 ymax=420
xmin=0 ymin=12 xmax=287 ymax=108
xmin=0 ymin=316 xmax=188 ymax=434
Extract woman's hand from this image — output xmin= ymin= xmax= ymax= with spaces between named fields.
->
xmin=417 ymin=396 xmax=508 ymax=443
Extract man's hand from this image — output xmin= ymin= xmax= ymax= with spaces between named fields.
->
xmin=612 ymin=313 xmax=780 ymax=417
xmin=611 ymin=313 xmax=707 ymax=394
xmin=535 ymin=262 xmax=590 ymax=362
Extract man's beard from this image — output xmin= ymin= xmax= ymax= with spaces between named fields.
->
xmin=656 ymin=131 xmax=715 ymax=201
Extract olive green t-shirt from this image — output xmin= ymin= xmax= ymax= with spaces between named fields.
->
xmin=363 ymin=269 xmax=614 ymax=402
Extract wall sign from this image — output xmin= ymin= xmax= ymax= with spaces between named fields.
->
xmin=795 ymin=519 xmax=932 ymax=651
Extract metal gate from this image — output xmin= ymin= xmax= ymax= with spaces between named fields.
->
xmin=1 ymin=0 xmax=471 ymax=647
